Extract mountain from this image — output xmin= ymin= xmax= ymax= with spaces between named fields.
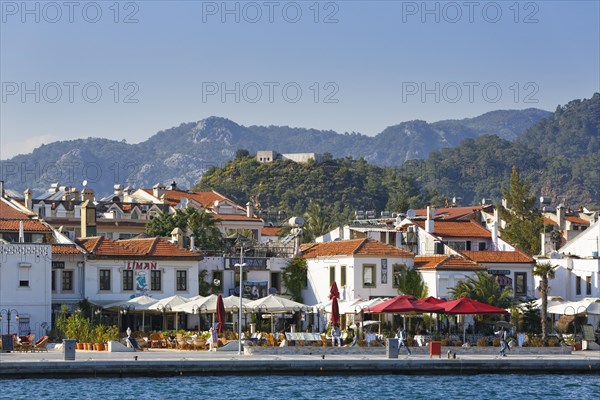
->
xmin=0 ymin=108 xmax=551 ymax=196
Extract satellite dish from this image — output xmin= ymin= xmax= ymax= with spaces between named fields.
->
xmin=82 ymin=180 xmax=88 ymax=187
xmin=406 ymin=209 xmax=416 ymax=219
xmin=213 ymin=279 xmax=221 ymax=287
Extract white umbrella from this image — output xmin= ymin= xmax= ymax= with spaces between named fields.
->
xmin=548 ymin=298 xmax=600 ymax=315
xmin=516 ymin=296 xmax=566 ymax=311
xmin=173 ymin=294 xmax=247 ymax=313
xmin=144 ymin=295 xmax=191 ymax=311
xmin=246 ymin=294 xmax=308 ymax=313
xmin=103 ymin=295 xmax=158 ymax=310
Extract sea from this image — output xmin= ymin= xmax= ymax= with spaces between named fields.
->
xmin=2 ymin=374 xmax=597 ymax=399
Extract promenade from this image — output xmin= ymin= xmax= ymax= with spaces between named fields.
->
xmin=1 ymin=348 xmax=599 ymax=378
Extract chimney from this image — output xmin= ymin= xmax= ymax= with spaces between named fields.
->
xmin=24 ymin=188 xmax=33 ymax=210
xmin=246 ymin=201 xmax=254 ymax=218
xmin=123 ymin=186 xmax=132 ymax=202
xmin=557 ymin=203 xmax=566 ymax=231
xmin=153 ymin=183 xmax=165 ymax=199
xmin=491 ymin=220 xmax=498 ymax=251
xmin=171 ymin=227 xmax=184 ymax=248
xmin=81 ymin=187 xmax=95 ymax=202
xmin=70 ymin=188 xmax=79 ymax=201
xmin=80 ymin=200 xmax=97 ymax=238
xmin=114 ymin=184 xmax=123 ymax=197
xmin=168 ymin=181 xmax=177 ymax=190
xmin=425 ymin=206 xmax=434 ymax=233
xmin=190 ymin=235 xmax=196 ymax=252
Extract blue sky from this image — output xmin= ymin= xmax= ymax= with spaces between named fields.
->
xmin=1 ymin=0 xmax=599 ymax=158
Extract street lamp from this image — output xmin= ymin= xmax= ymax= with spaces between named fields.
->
xmin=192 ymin=304 xmax=207 ymax=332
xmin=0 ymin=309 xmax=20 ymax=335
xmin=119 ymin=305 xmax=134 ymax=332
xmin=234 ymin=245 xmax=247 ymax=355
xmin=157 ymin=304 xmax=172 ymax=331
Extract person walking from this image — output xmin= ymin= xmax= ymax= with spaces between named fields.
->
xmin=396 ymin=327 xmax=411 ymax=356
xmin=495 ymin=326 xmax=508 ymax=356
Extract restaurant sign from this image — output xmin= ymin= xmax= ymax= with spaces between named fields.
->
xmin=126 ymin=261 xmax=158 ymax=270
xmin=227 ymin=257 xmax=268 ymax=270
xmin=488 ymin=269 xmax=511 ymax=276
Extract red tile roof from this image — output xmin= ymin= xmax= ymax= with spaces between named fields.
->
xmin=566 ymin=216 xmax=590 ymax=225
xmin=413 ymin=220 xmax=492 ymax=238
xmin=0 ymin=219 xmax=52 ymax=232
xmin=543 ymin=217 xmax=558 ymax=226
xmin=301 ymin=238 xmax=413 ymax=258
xmin=262 ymin=226 xmax=281 ymax=236
xmin=460 ymin=250 xmax=533 ymax=264
xmin=413 ymin=205 xmax=492 ymax=221
xmin=215 ymin=214 xmax=262 ymax=222
xmin=52 ymin=244 xmax=84 ymax=255
xmin=77 ymin=236 xmax=200 ymax=259
xmin=413 ymin=255 xmax=485 ymax=271
xmin=0 ymin=199 xmax=30 ymax=219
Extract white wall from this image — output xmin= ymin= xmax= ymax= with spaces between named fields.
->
xmin=0 ymin=244 xmax=52 ymax=335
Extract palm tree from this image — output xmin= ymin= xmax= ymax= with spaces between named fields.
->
xmin=449 ymin=271 xmax=512 ymax=309
xmin=302 ymin=201 xmax=331 ymax=242
xmin=533 ymin=262 xmax=557 ymax=345
xmin=393 ymin=264 xmax=428 ymax=298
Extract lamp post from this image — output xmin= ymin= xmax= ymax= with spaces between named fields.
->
xmin=119 ymin=305 xmax=134 ymax=332
xmin=157 ymin=304 xmax=172 ymax=331
xmin=0 ymin=309 xmax=20 ymax=335
xmin=234 ymin=245 xmax=247 ymax=355
xmin=192 ymin=304 xmax=207 ymax=332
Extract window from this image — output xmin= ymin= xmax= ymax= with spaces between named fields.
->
xmin=363 ymin=264 xmax=376 ymax=288
xmin=447 ymin=241 xmax=466 ymax=251
xmin=270 ymin=272 xmax=281 ymax=294
xmin=18 ymin=263 xmax=30 ymax=287
xmin=466 ymin=241 xmax=472 ymax=251
xmin=392 ymin=264 xmax=405 ymax=288
xmin=151 ymin=270 xmax=162 ymax=291
xmin=576 ymin=276 xmax=582 ymax=295
xmin=62 ymin=270 xmax=73 ymax=291
xmin=340 ymin=266 xmax=346 ymax=287
xmin=514 ymin=273 xmax=527 ymax=296
xmin=123 ymin=270 xmax=134 ymax=291
xmin=176 ymin=270 xmax=187 ymax=291
xmin=329 ymin=266 xmax=335 ymax=286
xmin=99 ymin=269 xmax=111 ymax=291
xmin=478 ymin=242 xmax=487 ymax=251
xmin=586 ymin=276 xmax=592 ymax=295
xmin=234 ymin=271 xmax=248 ymax=288
xmin=51 ymin=271 xmax=56 ymax=292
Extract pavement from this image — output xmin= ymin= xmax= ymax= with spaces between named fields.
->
xmin=1 ymin=349 xmax=599 ymax=377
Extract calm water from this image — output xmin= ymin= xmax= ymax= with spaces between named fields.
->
xmin=2 ymin=375 xmax=597 ymax=399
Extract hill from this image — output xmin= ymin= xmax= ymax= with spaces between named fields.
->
xmin=0 ymin=109 xmax=550 ymax=196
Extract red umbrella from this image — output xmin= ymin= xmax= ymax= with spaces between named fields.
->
xmin=216 ymin=294 xmax=226 ymax=333
xmin=331 ymin=297 xmax=340 ymax=325
xmin=370 ymin=295 xmax=445 ymax=313
xmin=329 ymin=281 xmax=340 ymax=300
xmin=441 ymin=297 xmax=507 ymax=314
xmin=420 ymin=296 xmax=447 ymax=305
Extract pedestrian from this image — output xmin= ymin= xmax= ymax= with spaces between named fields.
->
xmin=495 ymin=326 xmax=508 ymax=356
xmin=331 ymin=324 xmax=342 ymax=347
xmin=396 ymin=327 xmax=411 ymax=355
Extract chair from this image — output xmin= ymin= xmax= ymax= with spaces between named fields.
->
xmin=148 ymin=332 xmax=165 ymax=348
xmin=192 ymin=338 xmax=206 ymax=351
xmin=32 ymin=336 xmax=49 ymax=352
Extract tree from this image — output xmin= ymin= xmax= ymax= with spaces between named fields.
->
xmin=302 ymin=201 xmax=331 ymax=243
xmin=498 ymin=166 xmax=544 ymax=255
xmin=393 ymin=264 xmax=428 ymax=298
xmin=533 ymin=261 xmax=557 ymax=345
xmin=145 ymin=208 xmax=223 ymax=250
xmin=450 ymin=271 xmax=513 ymax=309
xmin=235 ymin=149 xmax=250 ymax=160
xmin=281 ymin=257 xmax=307 ymax=303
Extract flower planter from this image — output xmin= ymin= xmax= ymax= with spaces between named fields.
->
xmin=76 ymin=342 xmax=84 ymax=350
xmin=94 ymin=343 xmax=105 ymax=351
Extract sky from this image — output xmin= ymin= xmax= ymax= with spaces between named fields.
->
xmin=1 ymin=0 xmax=599 ymax=159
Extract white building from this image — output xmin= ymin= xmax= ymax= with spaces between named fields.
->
xmin=301 ymin=238 xmax=414 ymax=306
xmin=535 ymin=219 xmax=600 ymax=301
xmin=0 ymin=243 xmax=52 ymax=336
